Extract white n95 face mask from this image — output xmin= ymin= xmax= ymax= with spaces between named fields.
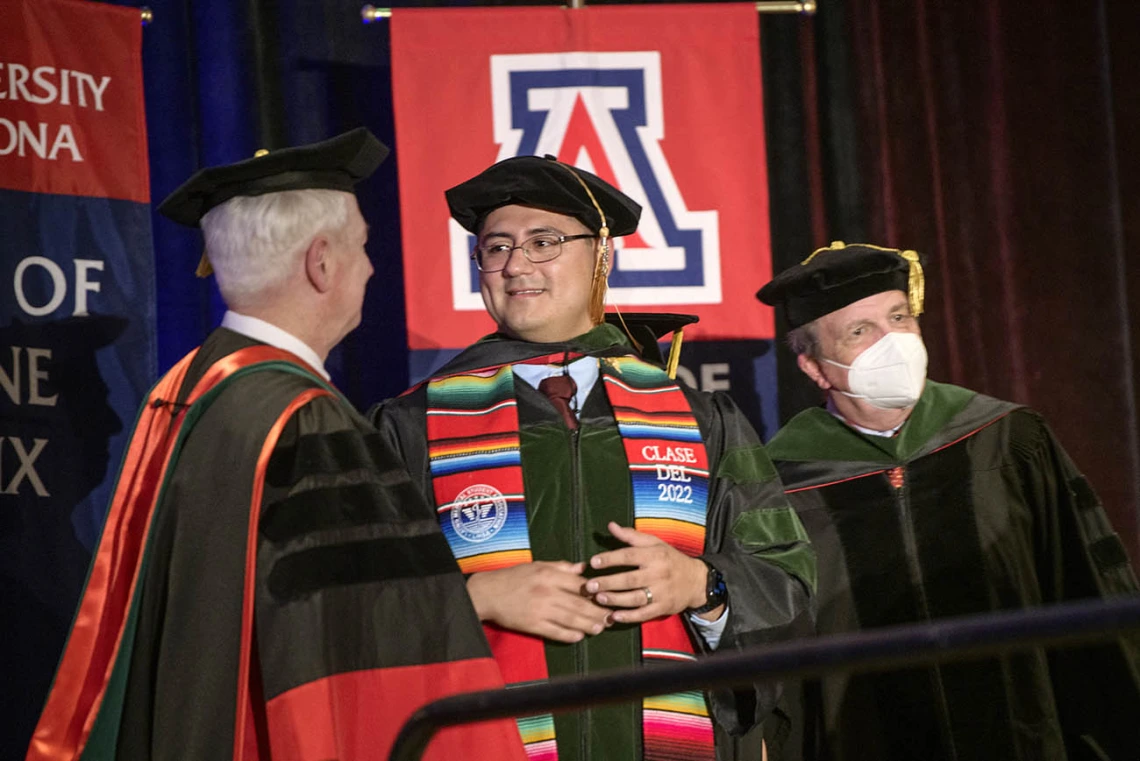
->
xmin=824 ymin=332 xmax=928 ymax=409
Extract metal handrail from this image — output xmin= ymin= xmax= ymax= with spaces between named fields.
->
xmin=389 ymin=595 xmax=1140 ymax=760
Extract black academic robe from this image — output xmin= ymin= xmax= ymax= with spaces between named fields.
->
xmin=29 ymin=328 xmax=524 ymax=761
xmin=373 ymin=324 xmax=817 ymax=761
xmin=765 ymin=380 xmax=1140 ymax=761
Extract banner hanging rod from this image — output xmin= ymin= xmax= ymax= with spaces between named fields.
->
xmin=140 ymin=2 xmax=816 ymax=26
xmin=361 ymin=1 xmax=815 ymax=22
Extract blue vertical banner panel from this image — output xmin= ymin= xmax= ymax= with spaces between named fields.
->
xmin=670 ymin=340 xmax=780 ymax=442
xmin=0 ymin=0 xmax=154 ymax=754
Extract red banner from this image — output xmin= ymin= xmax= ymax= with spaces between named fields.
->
xmin=391 ymin=3 xmax=773 ymax=349
xmin=0 ymin=0 xmax=148 ymax=202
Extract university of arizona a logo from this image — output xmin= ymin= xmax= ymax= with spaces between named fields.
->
xmin=448 ymin=52 xmax=721 ymax=310
xmin=392 ymin=3 xmax=773 ymax=347
xmin=450 ymin=484 xmax=508 ymax=543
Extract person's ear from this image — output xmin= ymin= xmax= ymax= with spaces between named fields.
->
xmin=305 ymin=236 xmax=332 ymax=293
xmin=798 ymin=353 xmax=832 ymax=391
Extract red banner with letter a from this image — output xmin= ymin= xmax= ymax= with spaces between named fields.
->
xmin=390 ymin=3 xmax=773 ymax=350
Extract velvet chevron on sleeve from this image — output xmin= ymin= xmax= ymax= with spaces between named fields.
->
xmin=764 ymin=380 xmax=1140 ymax=761
xmin=373 ymin=324 xmax=816 ymax=761
xmin=29 ymin=329 xmax=524 ymax=761
xmin=689 ymin=390 xmax=817 ymax=738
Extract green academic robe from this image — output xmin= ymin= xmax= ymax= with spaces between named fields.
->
xmin=765 ymin=380 xmax=1140 ymax=761
xmin=374 ymin=324 xmax=817 ymax=761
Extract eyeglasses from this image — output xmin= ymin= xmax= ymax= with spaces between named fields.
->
xmin=471 ymin=233 xmax=596 ymax=273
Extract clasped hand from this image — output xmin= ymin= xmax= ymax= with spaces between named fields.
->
xmin=585 ymin=521 xmax=708 ymax=624
xmin=466 ymin=521 xmax=708 ymax=642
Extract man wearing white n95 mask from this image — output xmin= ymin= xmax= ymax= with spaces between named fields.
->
xmin=815 ymin=329 xmax=927 ymax=413
xmin=755 ymin=242 xmax=1140 ymax=761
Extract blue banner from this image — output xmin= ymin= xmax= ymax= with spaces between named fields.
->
xmin=0 ymin=1 xmax=153 ymax=755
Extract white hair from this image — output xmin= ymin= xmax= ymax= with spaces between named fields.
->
xmin=200 ymin=189 xmax=353 ymax=308
xmin=787 ymin=319 xmax=820 ymax=357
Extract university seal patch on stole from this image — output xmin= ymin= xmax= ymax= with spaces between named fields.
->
xmin=451 ymin=484 xmax=509 ymax=543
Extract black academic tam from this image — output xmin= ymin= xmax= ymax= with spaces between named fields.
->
xmin=158 ymin=127 xmax=388 ymax=227
xmin=446 ymin=154 xmax=641 ymax=237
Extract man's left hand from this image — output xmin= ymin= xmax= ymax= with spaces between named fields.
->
xmin=585 ymin=521 xmax=709 ymax=624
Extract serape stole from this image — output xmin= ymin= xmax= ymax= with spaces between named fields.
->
xmin=426 ymin=353 xmax=715 ymax=761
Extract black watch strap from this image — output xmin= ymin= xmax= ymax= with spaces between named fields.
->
xmin=689 ymin=562 xmax=727 ymax=614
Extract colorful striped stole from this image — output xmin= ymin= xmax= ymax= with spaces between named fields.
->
xmin=426 ymin=353 xmax=715 ymax=761
xmin=602 ymin=357 xmax=716 ymax=761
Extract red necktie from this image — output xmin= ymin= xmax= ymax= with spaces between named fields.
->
xmin=538 ymin=374 xmax=578 ymax=430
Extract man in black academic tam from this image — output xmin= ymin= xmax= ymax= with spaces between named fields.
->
xmin=371 ymin=156 xmax=815 ymax=761
xmin=447 ymin=154 xmax=641 ymax=334
xmin=29 ymin=129 xmax=530 ymax=761
xmin=755 ymin=241 xmax=1140 ymax=761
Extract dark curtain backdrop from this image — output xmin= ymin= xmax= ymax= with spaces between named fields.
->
xmin=5 ymin=0 xmax=1136 ymax=756
xmin=136 ymin=0 xmax=413 ymax=409
xmin=796 ymin=0 xmax=1140 ymax=561
xmin=127 ymin=0 xmax=1140 ymax=562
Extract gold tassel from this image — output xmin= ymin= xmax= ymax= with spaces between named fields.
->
xmin=800 ymin=240 xmax=847 ymax=265
xmin=899 ymin=249 xmax=925 ymax=317
xmin=609 ymin=301 xmax=643 ymax=355
xmin=588 ymin=228 xmax=610 ymax=326
xmin=549 ymin=159 xmax=612 ymax=326
xmin=195 ymin=251 xmax=214 ymax=278
xmin=666 ymin=329 xmax=685 ymax=379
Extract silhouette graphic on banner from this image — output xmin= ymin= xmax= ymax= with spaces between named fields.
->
xmin=0 ymin=315 xmax=126 ymax=755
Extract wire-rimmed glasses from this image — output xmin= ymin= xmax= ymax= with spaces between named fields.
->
xmin=471 ymin=233 xmax=596 ymax=273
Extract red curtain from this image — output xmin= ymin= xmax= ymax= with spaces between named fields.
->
xmin=796 ymin=0 xmax=1140 ymax=559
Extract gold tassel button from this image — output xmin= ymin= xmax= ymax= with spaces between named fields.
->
xmin=899 ymin=249 xmax=925 ymax=317
xmin=801 ymin=240 xmax=847 ymax=265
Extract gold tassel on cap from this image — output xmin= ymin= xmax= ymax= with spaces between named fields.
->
xmin=899 ymin=249 xmax=925 ymax=317
xmin=587 ymin=227 xmax=609 ymax=326
xmin=609 ymin=302 xmax=643 ymax=356
xmin=551 ymin=160 xmax=611 ymax=326
xmin=195 ymin=251 xmax=213 ymax=278
xmin=665 ymin=329 xmax=685 ymax=379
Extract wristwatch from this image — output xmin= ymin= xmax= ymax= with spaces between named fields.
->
xmin=689 ymin=561 xmax=727 ymax=615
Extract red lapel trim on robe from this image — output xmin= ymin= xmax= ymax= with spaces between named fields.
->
xmin=27 ymin=346 xmax=325 ymax=761
xmin=29 ymin=344 xmax=526 ymax=761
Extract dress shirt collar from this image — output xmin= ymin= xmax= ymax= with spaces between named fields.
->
xmin=220 ymin=310 xmax=330 ymax=380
